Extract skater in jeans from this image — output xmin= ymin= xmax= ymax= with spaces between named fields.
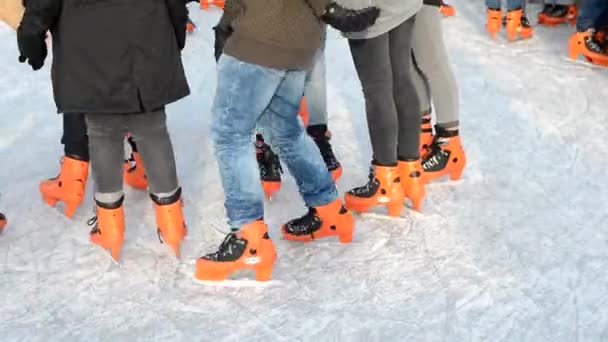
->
xmin=18 ymin=0 xmax=190 ymax=260
xmin=197 ymin=0 xmax=380 ymax=282
xmin=568 ymin=0 xmax=608 ymax=64
xmin=343 ymin=0 xmax=426 ymax=218
xmin=485 ymin=0 xmax=533 ymax=41
xmin=411 ymin=2 xmax=466 ymax=184
xmin=256 ymin=40 xmax=343 ymax=199
xmin=538 ymin=0 xmax=577 ymax=26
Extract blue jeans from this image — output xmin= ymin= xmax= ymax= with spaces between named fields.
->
xmin=576 ymin=0 xmax=608 ymax=32
xmin=485 ymin=0 xmax=523 ymax=11
xmin=304 ymin=43 xmax=327 ymax=127
xmin=211 ymin=55 xmax=338 ymax=228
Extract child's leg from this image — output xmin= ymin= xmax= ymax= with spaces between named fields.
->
xmin=508 ymin=0 xmax=524 ymax=11
xmin=86 ymin=114 xmax=127 ymax=203
xmin=262 ymin=71 xmax=337 ymax=208
xmin=125 ymin=110 xmax=178 ymax=196
xmin=388 ymin=16 xmax=421 ymax=161
xmin=348 ymin=33 xmax=399 ymax=166
xmin=412 ymin=5 xmax=460 ymax=130
xmin=411 ymin=53 xmax=432 ymax=116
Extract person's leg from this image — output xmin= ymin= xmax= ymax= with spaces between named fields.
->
xmin=412 ymin=5 xmax=460 ymax=130
xmin=262 ymin=71 xmax=337 ymax=208
xmin=346 ymin=32 xmax=406 ymax=217
xmin=211 ymin=55 xmax=285 ymax=228
xmin=486 ymin=0 xmax=501 ymax=9
xmin=86 ymin=113 xmax=127 ymax=260
xmin=388 ymin=16 xmax=426 ymax=211
xmin=126 ymin=110 xmax=178 ymax=196
xmin=348 ymin=35 xmax=398 ymax=166
xmin=576 ymin=0 xmax=603 ymax=32
xmin=61 ymin=113 xmax=89 ymax=160
xmin=40 ymin=113 xmax=90 ymax=218
xmin=86 ymin=114 xmax=127 ymax=204
xmin=388 ymin=16 xmax=421 ymax=161
xmin=125 ymin=109 xmax=185 ymax=256
xmin=304 ymin=47 xmax=328 ymax=127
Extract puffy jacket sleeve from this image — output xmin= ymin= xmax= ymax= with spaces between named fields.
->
xmin=165 ymin=0 xmax=188 ymax=50
xmin=218 ymin=0 xmax=244 ymax=27
xmin=18 ymin=0 xmax=61 ymax=36
xmin=304 ymin=0 xmax=332 ymax=16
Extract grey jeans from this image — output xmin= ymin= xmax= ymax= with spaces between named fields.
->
xmin=349 ymin=16 xmax=421 ymax=165
xmin=86 ymin=110 xmax=179 ymax=204
xmin=411 ymin=5 xmax=460 ymax=128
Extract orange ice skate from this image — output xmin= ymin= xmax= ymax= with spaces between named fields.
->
xmin=89 ymin=198 xmax=125 ymax=261
xmin=40 ymin=156 xmax=89 ymax=218
xmin=152 ymin=188 xmax=187 ymax=257
xmin=345 ymin=164 xmax=405 ymax=217
xmin=398 ymin=159 xmax=426 ymax=211
xmin=421 ymin=127 xmax=467 ymax=183
xmin=282 ymin=198 xmax=353 ymax=243
xmin=195 ymin=221 xmax=277 ymax=281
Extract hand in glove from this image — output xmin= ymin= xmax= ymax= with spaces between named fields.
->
xmin=213 ymin=25 xmax=233 ymax=62
xmin=321 ymin=2 xmax=380 ymax=33
xmin=17 ymin=30 xmax=47 ymax=70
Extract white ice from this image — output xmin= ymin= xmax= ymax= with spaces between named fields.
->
xmin=1 ymin=1 xmax=608 ymax=340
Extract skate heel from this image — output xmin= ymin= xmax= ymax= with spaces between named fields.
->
xmin=387 ymin=202 xmax=403 ymax=217
xmin=152 ymin=188 xmax=187 ymax=258
xmin=449 ymin=160 xmax=466 ymax=181
xmin=42 ymin=194 xmax=58 ymax=207
xmin=90 ymin=198 xmax=125 ymax=261
xmin=569 ymin=34 xmax=583 ymax=60
xmin=336 ymin=207 xmax=354 ymax=243
xmin=255 ymin=265 xmax=274 ymax=282
xmin=65 ymin=201 xmax=79 ymax=218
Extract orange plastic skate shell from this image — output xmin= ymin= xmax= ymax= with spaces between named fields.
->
xmin=345 ymin=165 xmax=405 ymax=217
xmin=282 ymin=198 xmax=353 ymax=243
xmin=200 ymin=0 xmax=224 ymax=10
xmin=440 ymin=4 xmax=456 ymax=17
xmin=506 ymin=9 xmax=533 ymax=41
xmin=569 ymin=31 xmax=608 ymax=67
xmin=155 ymin=199 xmax=187 ymax=257
xmin=422 ymin=135 xmax=467 ymax=184
xmin=40 ymin=156 xmax=89 ymax=218
xmin=124 ymin=151 xmax=148 ymax=190
xmin=298 ymin=97 xmax=310 ymax=126
xmin=538 ymin=5 xmax=577 ymax=26
xmin=486 ymin=9 xmax=502 ymax=39
xmin=90 ymin=204 xmax=125 ymax=261
xmin=195 ymin=221 xmax=277 ymax=281
xmin=398 ymin=160 xmax=426 ymax=211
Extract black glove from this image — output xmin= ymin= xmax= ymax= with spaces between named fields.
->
xmin=17 ymin=31 xmax=47 ymax=71
xmin=321 ymin=2 xmax=380 ymax=33
xmin=213 ymin=25 xmax=233 ymax=62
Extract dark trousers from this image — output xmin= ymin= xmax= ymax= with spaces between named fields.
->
xmin=86 ymin=110 xmax=178 ymax=200
xmin=348 ymin=16 xmax=421 ymax=165
xmin=61 ymin=113 xmax=89 ymax=161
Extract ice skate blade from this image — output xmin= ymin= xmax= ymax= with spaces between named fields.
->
xmin=192 ymin=273 xmax=280 ymax=287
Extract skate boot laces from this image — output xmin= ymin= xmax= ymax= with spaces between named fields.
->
xmin=202 ymin=233 xmax=247 ymax=262
xmin=284 ymin=208 xmax=323 ymax=237
xmin=256 ymin=142 xmax=283 ymax=181
xmin=348 ymin=167 xmax=380 ymax=197
xmin=422 ymin=138 xmax=450 ymax=172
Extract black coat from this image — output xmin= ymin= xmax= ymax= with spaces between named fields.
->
xmin=18 ymin=0 xmax=190 ymax=114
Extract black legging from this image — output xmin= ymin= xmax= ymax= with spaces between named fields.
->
xmin=61 ymin=113 xmax=89 ymax=161
xmin=348 ymin=16 xmax=420 ymax=165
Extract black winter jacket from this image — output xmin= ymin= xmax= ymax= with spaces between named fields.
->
xmin=18 ymin=0 xmax=190 ymax=114
xmin=424 ymin=0 xmax=441 ymax=7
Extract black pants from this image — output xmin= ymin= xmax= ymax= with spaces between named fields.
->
xmin=348 ymin=16 xmax=421 ymax=165
xmin=61 ymin=113 xmax=89 ymax=161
